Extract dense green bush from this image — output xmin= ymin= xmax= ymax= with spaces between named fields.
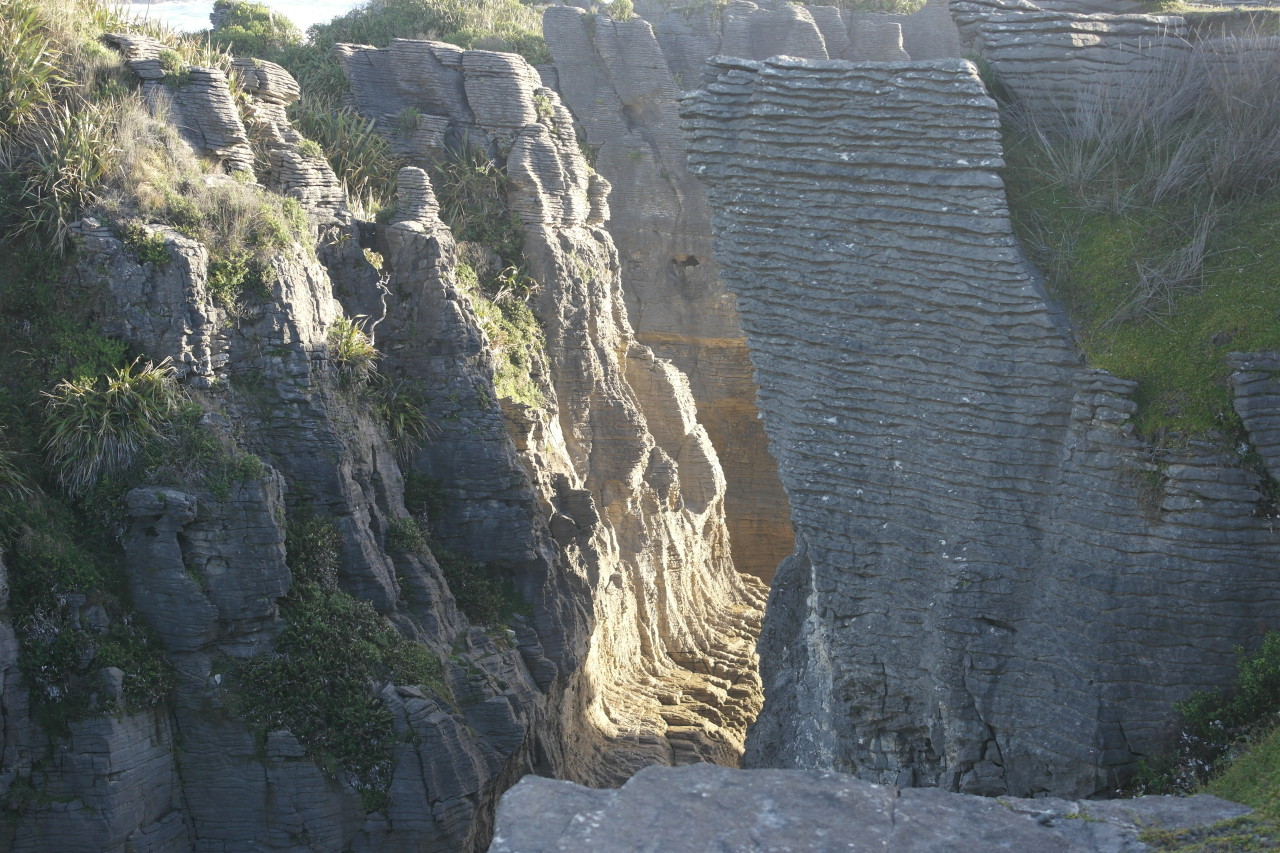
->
xmin=455 ymin=255 xmax=544 ymax=409
xmin=208 ymin=0 xmax=302 ymax=58
xmin=228 ymin=514 xmax=448 ymax=812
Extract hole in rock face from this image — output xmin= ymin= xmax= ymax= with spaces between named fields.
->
xmin=673 ymin=255 xmax=700 ymax=267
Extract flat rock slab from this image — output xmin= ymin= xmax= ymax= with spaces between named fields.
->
xmin=487 ymin=764 xmax=1249 ymax=853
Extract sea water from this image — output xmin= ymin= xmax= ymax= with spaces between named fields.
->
xmin=127 ymin=0 xmax=364 ymax=34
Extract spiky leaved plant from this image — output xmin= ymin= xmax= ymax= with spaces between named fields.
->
xmin=42 ymin=358 xmax=181 ymax=499
xmin=327 ymin=315 xmax=379 ymax=385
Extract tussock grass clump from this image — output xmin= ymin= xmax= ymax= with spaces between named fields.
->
xmin=371 ymin=376 xmax=438 ymax=465
xmin=42 ymin=358 xmax=181 ymax=500
xmin=1003 ymin=34 xmax=1280 ymax=439
xmin=290 ymin=96 xmax=401 ymax=214
xmin=328 ymin=315 xmax=380 ymax=384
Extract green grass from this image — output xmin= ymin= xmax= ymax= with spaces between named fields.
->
xmin=1004 ymin=139 xmax=1280 ymax=442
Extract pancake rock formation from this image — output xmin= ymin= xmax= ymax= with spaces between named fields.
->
xmin=333 ymin=38 xmax=766 ymax=783
xmin=682 ymin=55 xmax=1280 ymax=797
xmin=1 ymin=32 xmax=762 ymax=853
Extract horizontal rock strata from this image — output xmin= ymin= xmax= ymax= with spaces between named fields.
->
xmin=950 ymin=0 xmax=1189 ymax=130
xmin=543 ymin=5 xmax=794 ymax=580
xmin=682 ymin=55 xmax=1280 ymax=797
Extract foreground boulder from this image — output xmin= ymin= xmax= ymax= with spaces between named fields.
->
xmin=487 ymin=763 xmax=1249 ymax=852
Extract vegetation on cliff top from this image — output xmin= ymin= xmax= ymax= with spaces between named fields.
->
xmin=1001 ymin=38 xmax=1280 ymax=447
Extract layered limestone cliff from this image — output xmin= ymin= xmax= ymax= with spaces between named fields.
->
xmin=1 ymin=36 xmax=762 ymax=852
xmin=950 ymin=0 xmax=1189 ymax=128
xmin=538 ymin=0 xmax=963 ymax=582
xmin=682 ymin=55 xmax=1280 ymax=797
xmin=332 ymin=39 xmax=765 ymax=785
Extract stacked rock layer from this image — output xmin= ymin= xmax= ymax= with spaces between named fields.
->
xmin=682 ymin=55 xmax=1280 ymax=797
xmin=334 ymin=39 xmax=766 ymax=785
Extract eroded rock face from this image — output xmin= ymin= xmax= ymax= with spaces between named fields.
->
xmin=486 ymin=763 xmax=1251 ymax=853
xmin=335 ymin=39 xmax=766 ymax=785
xmin=543 ymin=6 xmax=794 ymax=580
xmin=2 ymin=57 xmax=542 ymax=853
xmin=542 ymin=0 xmax=964 ymax=581
xmin=682 ymin=55 xmax=1280 ymax=797
xmin=950 ymin=0 xmax=1189 ymax=129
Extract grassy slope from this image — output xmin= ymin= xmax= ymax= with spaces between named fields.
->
xmin=1004 ymin=149 xmax=1280 ymax=441
xmin=1141 ymin=727 xmax=1280 ymax=850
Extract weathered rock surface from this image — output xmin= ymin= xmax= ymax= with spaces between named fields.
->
xmin=683 ymin=55 xmax=1280 ymax=797
xmin=486 ymin=763 xmax=1251 ymax=853
xmin=950 ymin=0 xmax=1189 ymax=129
xmin=335 ymin=39 xmax=766 ymax=785
xmin=1230 ymin=352 xmax=1280 ymax=482
xmin=544 ymin=5 xmax=794 ymax=580
xmin=3 ymin=56 xmax=544 ymax=853
xmin=541 ymin=3 xmax=961 ymax=578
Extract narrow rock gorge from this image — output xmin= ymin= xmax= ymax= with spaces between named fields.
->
xmin=1 ymin=20 xmax=763 ymax=851
xmin=3 ymin=0 xmax=1280 ymax=850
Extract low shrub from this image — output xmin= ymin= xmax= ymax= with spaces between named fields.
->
xmin=227 ymin=512 xmax=449 ymax=812
xmin=1130 ymin=632 xmax=1280 ymax=795
xmin=403 ymin=472 xmax=446 ymax=524
xmin=285 ymin=514 xmax=341 ymax=590
xmin=433 ymin=544 xmax=526 ymax=627
xmin=3 ymin=497 xmax=172 ymax=732
xmin=118 ymin=221 xmax=172 ymax=266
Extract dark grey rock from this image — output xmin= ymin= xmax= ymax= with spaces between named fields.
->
xmin=682 ymin=55 xmax=1280 ymax=797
